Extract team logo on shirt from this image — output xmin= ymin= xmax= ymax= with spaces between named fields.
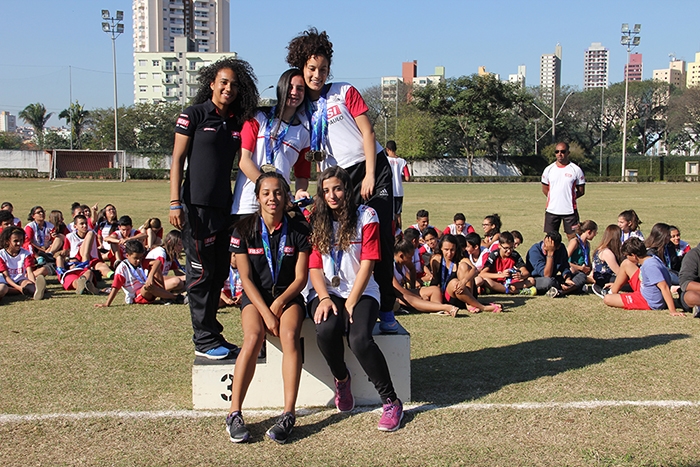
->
xmin=231 ymin=131 xmax=240 ymax=139
xmin=248 ymin=248 xmax=263 ymax=255
xmin=203 ymin=127 xmax=216 ymax=132
xmin=327 ymin=105 xmax=344 ymax=125
xmin=204 ymin=235 xmax=216 ymax=246
xmin=176 ymin=115 xmax=190 ymax=129
xmin=283 ymin=246 xmax=295 ymax=255
xmin=565 ymin=173 xmax=572 ymax=177
xmin=230 ymin=237 xmax=240 ymax=248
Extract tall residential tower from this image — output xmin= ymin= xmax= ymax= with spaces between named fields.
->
xmin=540 ymin=43 xmax=562 ymax=101
xmin=583 ymin=42 xmax=609 ymax=90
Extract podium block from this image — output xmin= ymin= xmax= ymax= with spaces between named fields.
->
xmin=192 ymin=319 xmax=410 ymax=410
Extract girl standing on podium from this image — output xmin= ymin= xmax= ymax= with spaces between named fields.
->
xmin=225 ymin=172 xmax=311 ymax=444
xmin=307 ymin=166 xmax=404 ymax=432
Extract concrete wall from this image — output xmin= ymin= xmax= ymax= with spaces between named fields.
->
xmin=409 ymin=157 xmax=522 ymax=177
xmin=0 ymin=150 xmax=50 ymax=173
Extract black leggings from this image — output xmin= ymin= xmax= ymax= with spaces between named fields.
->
xmin=309 ymin=294 xmax=397 ymax=402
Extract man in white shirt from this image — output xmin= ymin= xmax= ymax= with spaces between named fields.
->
xmin=386 ymin=141 xmax=410 ymax=229
xmin=541 ymin=142 xmax=585 ymax=240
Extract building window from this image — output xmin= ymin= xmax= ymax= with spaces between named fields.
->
xmin=138 ymin=60 xmax=147 ymax=67
xmin=189 ymin=61 xmax=197 ymax=70
xmin=153 ymin=73 xmax=161 ymax=80
xmin=687 ymin=162 xmax=699 ymax=175
xmin=153 ymin=85 xmax=161 ymax=93
xmin=139 ymin=72 xmax=147 ymax=80
xmin=165 ymin=62 xmax=173 ymax=71
xmin=139 ymin=86 xmax=147 ymax=93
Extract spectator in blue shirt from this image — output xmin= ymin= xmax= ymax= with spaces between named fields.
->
xmin=525 ymin=231 xmax=577 ymax=297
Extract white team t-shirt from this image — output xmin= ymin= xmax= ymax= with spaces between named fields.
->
xmin=0 ymin=247 xmax=34 ymax=283
xmin=112 ymin=260 xmax=147 ymax=304
xmin=311 ymin=82 xmax=383 ymax=171
xmin=65 ymin=231 xmax=99 ymax=261
xmin=231 ymin=110 xmax=311 ymax=215
xmin=388 ymin=156 xmax=408 ymax=197
xmin=308 ymin=205 xmax=381 ymax=303
xmin=541 ymin=161 xmax=585 ymax=215
xmin=144 ymin=246 xmax=179 ymax=276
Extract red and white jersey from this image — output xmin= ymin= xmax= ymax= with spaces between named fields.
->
xmin=0 ymin=247 xmax=34 ymax=283
xmin=387 ymin=157 xmax=409 ymax=197
xmin=109 ymin=228 xmax=141 ymax=257
xmin=67 ymin=218 xmax=93 ymax=233
xmin=231 ymin=110 xmax=311 ymax=215
xmin=144 ymin=246 xmax=180 ymax=276
xmin=443 ymin=223 xmax=475 ymax=237
xmin=112 ymin=260 xmax=147 ymax=304
xmin=315 ymin=82 xmax=383 ymax=171
xmin=12 ymin=217 xmax=21 ymax=227
xmin=309 ymin=205 xmax=381 ymax=302
xmin=24 ymin=221 xmax=55 ymax=251
xmin=96 ymin=222 xmax=116 ymax=244
xmin=393 ymin=262 xmax=410 ymax=285
xmin=64 ymin=231 xmax=99 ymax=261
xmin=468 ymin=247 xmax=490 ymax=271
xmin=541 ymin=161 xmax=585 ymax=215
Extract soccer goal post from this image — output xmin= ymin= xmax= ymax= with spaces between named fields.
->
xmin=50 ymin=149 xmax=127 ymax=181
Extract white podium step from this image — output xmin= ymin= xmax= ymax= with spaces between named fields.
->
xmin=192 ymin=318 xmax=410 ymax=410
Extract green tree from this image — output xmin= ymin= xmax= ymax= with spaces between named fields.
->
xmin=0 ymin=132 xmax=23 ymax=149
xmin=394 ymin=105 xmax=438 ymax=159
xmin=43 ymin=130 xmax=71 ymax=149
xmin=667 ymin=86 xmax=700 ymax=155
xmin=58 ymin=101 xmax=90 ymax=149
xmin=18 ymin=102 xmax=53 ymax=149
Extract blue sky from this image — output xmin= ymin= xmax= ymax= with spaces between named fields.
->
xmin=1 ymin=0 xmax=699 ymax=127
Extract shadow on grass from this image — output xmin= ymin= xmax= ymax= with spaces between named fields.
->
xmin=412 ymin=333 xmax=691 ymax=404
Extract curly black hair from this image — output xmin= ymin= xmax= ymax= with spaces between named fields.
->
xmin=192 ymin=57 xmax=259 ymax=127
xmin=286 ymin=27 xmax=334 ymax=70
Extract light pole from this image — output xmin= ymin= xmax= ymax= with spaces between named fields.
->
xmin=532 ymin=91 xmax=573 ymax=145
xmin=101 ymin=9 xmax=124 ymax=151
xmin=620 ymin=23 xmax=641 ymax=181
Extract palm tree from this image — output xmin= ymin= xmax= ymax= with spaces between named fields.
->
xmin=59 ymin=101 xmax=90 ymax=149
xmin=19 ymin=102 xmax=53 ymax=149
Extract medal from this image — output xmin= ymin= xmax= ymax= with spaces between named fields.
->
xmin=329 ymin=226 xmax=343 ymax=289
xmin=331 ymin=276 xmax=340 ymax=288
xmin=307 ymin=86 xmax=329 ymax=161
xmin=263 ymin=106 xmax=290 ymax=174
xmin=305 ymin=150 xmax=326 ymax=162
xmin=261 ymin=164 xmax=276 ymax=173
xmin=260 ymin=217 xmax=288 ymax=297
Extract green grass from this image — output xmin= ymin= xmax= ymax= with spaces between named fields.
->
xmin=2 ymin=179 xmax=700 ymax=466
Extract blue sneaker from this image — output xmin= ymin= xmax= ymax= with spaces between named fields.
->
xmin=195 ymin=345 xmax=230 ymax=360
xmin=379 ymin=311 xmax=399 ymax=334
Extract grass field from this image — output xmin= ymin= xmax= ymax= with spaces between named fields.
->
xmin=2 ymin=179 xmax=700 ymax=466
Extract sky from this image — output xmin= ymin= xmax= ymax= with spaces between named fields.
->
xmin=1 ymin=0 xmax=699 ymax=127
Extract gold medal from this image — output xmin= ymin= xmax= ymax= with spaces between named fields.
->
xmin=261 ymin=164 xmax=276 ymax=173
xmin=305 ymin=150 xmax=326 ymax=162
xmin=331 ymin=275 xmax=340 ymax=288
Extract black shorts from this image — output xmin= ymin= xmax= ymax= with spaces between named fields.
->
xmin=240 ymin=287 xmax=305 ymax=312
xmin=544 ymin=210 xmax=580 ymax=235
xmin=393 ymin=196 xmax=404 ymax=215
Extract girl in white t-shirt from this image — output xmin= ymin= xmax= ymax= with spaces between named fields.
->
xmin=232 ymin=69 xmax=312 ymax=217
xmin=307 ymin=166 xmax=404 ymax=432
xmin=143 ymin=230 xmax=185 ymax=294
xmin=0 ymin=227 xmax=46 ymax=301
xmin=287 ymin=28 xmax=398 ymax=333
xmin=23 ymin=205 xmax=63 ymax=272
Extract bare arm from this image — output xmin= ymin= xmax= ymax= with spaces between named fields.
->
xmin=237 ymin=251 xmax=279 ymax=336
xmin=169 ymin=133 xmax=190 ymax=230
xmin=344 ymin=259 xmax=375 ymax=323
xmin=599 ymin=248 xmax=621 ymax=275
xmin=657 ymin=281 xmax=683 ymax=316
xmin=238 ymin=147 xmax=262 ymax=185
xmin=269 ymin=251 xmax=309 ymax=318
xmin=576 ymin=184 xmax=585 ymax=199
xmin=354 ymin=113 xmax=377 ymax=201
xmin=310 ymin=267 xmax=338 ymax=324
xmin=542 ymin=183 xmax=550 ymax=197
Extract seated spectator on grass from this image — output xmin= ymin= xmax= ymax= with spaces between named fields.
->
xmin=1 ymin=202 xmax=21 ymax=227
xmin=392 ymin=238 xmax=460 ymax=317
xmin=0 ymin=226 xmax=46 ymax=301
xmin=669 ymin=225 xmax=691 ymax=260
xmin=418 ymin=227 xmax=439 ymax=283
xmin=103 ymin=216 xmax=147 ymax=265
xmin=220 ymin=259 xmax=243 ymax=309
xmin=678 ymin=243 xmax=700 ymax=317
xmin=464 ymin=232 xmax=488 ymax=272
xmin=139 ymin=217 xmax=164 ymax=251
xmin=58 ymin=214 xmax=110 ymax=295
xmin=24 ymin=205 xmax=63 ymax=273
xmin=591 ymin=224 xmax=622 ymax=288
xmin=94 ymin=204 xmax=119 ymax=261
xmin=481 ymin=214 xmax=502 ymax=250
xmin=478 ymin=231 xmax=533 ymax=295
xmin=602 ymin=237 xmax=683 ymax=317
xmin=443 ymin=213 xmax=475 ymax=238
xmin=143 ymin=229 xmax=185 ymax=294
xmin=567 ymin=220 xmax=597 ymax=289
xmin=0 ymin=210 xmax=15 ymax=234
xmin=402 ymin=228 xmax=422 ymax=288
xmin=411 ymin=210 xmax=436 ymax=242
xmin=525 ymin=231 xmax=581 ymax=297
xmin=644 ymin=223 xmax=681 ymax=286
xmin=618 ymin=209 xmax=644 ymax=242
xmin=511 ymin=230 xmax=523 ymax=249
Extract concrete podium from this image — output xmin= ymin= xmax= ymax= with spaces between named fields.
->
xmin=192 ymin=319 xmax=410 ymax=410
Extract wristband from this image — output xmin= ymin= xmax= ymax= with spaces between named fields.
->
xmin=319 ymin=296 xmax=331 ymax=303
xmin=170 ymin=205 xmax=183 ymax=210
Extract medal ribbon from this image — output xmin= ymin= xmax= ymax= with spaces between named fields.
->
xmin=330 ymin=226 xmax=343 ymax=282
xmin=576 ymin=234 xmax=589 ymax=266
xmin=260 ymin=217 xmax=288 ymax=292
xmin=264 ymin=106 xmax=291 ymax=167
xmin=308 ymin=85 xmax=329 ymax=152
xmin=440 ymin=258 xmax=452 ymax=294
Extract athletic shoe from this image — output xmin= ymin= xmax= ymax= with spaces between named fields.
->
xmin=195 ymin=346 xmax=230 ymax=360
xmin=546 ymin=287 xmax=561 ymax=298
xmin=379 ymin=310 xmax=399 ymax=333
xmin=693 ymin=305 xmax=700 ymax=318
xmin=519 ymin=286 xmax=537 ymax=296
xmin=84 ymin=279 xmax=99 ymax=295
xmin=592 ymin=285 xmax=608 ymax=299
xmin=334 ymin=371 xmax=354 ymax=412
xmin=377 ymin=398 xmax=404 ymax=432
xmin=33 ymin=275 xmax=46 ymax=301
xmin=266 ymin=412 xmax=295 ymax=444
xmin=75 ymin=276 xmax=88 ymax=295
xmin=225 ymin=411 xmax=250 ymax=443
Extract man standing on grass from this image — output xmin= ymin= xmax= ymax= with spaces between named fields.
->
xmin=541 ymin=142 xmax=585 ymax=240
xmin=386 ymin=140 xmax=410 ymax=230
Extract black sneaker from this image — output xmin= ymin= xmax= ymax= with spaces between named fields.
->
xmin=266 ymin=412 xmax=295 ymax=444
xmin=592 ymin=285 xmax=608 ymax=299
xmin=545 ymin=286 xmax=561 ymax=298
xmin=225 ymin=411 xmax=250 ymax=443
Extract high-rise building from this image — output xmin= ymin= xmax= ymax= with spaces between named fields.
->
xmin=133 ymin=0 xmax=230 ymax=53
xmin=508 ymin=65 xmax=526 ymax=88
xmin=0 ymin=111 xmax=17 ymax=133
xmin=133 ymin=37 xmax=236 ymax=105
xmin=583 ymin=42 xmax=609 ymax=90
xmin=381 ymin=62 xmax=445 ymax=102
xmin=540 ymin=43 xmax=562 ymax=101
xmin=624 ymin=53 xmax=643 ymax=81
xmin=687 ymin=52 xmax=700 ymax=87
xmin=653 ymin=59 xmax=686 ymax=89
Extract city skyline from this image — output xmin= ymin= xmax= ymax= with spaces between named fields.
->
xmin=1 ymin=0 xmax=699 ymax=127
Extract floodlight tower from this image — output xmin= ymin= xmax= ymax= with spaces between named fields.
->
xmin=620 ymin=23 xmax=641 ymax=181
xmin=102 ymin=9 xmax=124 ymax=151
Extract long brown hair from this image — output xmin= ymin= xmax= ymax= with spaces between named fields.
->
xmin=311 ymin=166 xmax=358 ymax=255
xmin=595 ymin=224 xmax=622 ymax=261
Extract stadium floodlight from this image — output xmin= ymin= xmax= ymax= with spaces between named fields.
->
xmin=621 ymin=36 xmax=630 ymax=46
xmin=102 ymin=22 xmax=110 ymax=32
xmin=102 ymin=9 xmax=110 ymax=19
xmin=621 ymin=23 xmax=629 ymax=33
xmin=116 ymin=10 xmax=124 ymax=21
xmin=632 ymin=36 xmax=640 ymax=46
xmin=619 ymin=22 xmax=641 ymax=182
xmin=633 ymin=24 xmax=641 ymax=33
xmin=116 ymin=23 xmax=124 ymax=33
xmin=101 ymin=8 xmax=124 ymax=151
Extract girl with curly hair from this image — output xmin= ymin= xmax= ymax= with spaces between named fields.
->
xmin=169 ymin=57 xmax=259 ymax=360
xmin=307 ymin=166 xmax=404 ymax=432
xmin=286 ymin=27 xmax=398 ymax=333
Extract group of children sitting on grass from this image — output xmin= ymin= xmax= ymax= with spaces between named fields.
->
xmin=0 ymin=201 xmax=186 ymax=307
xmin=2 ymin=199 xmax=699 ymax=319
xmin=391 ymin=208 xmax=700 ymax=318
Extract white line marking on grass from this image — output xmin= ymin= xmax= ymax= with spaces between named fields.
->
xmin=3 ymin=400 xmax=700 ymax=424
